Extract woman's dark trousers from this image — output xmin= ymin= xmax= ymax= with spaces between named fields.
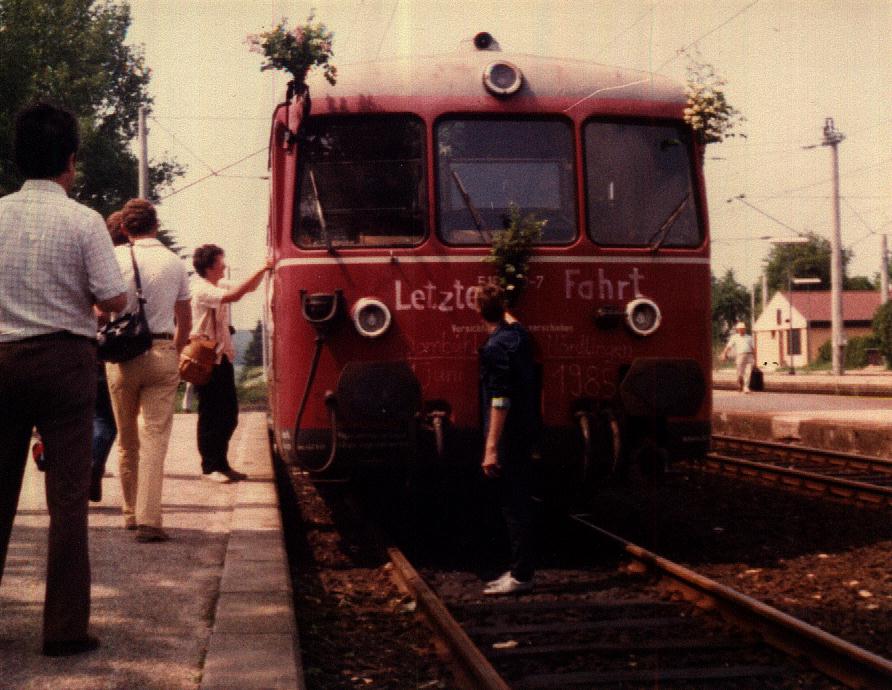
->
xmin=196 ymin=356 xmax=238 ymax=475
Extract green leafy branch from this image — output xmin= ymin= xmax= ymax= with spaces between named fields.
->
xmin=485 ymin=204 xmax=546 ymax=306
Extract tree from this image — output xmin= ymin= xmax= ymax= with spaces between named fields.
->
xmin=872 ymin=302 xmax=892 ymax=369
xmin=712 ymin=269 xmax=750 ymax=344
xmin=0 ymin=0 xmax=184 ymax=222
xmin=845 ymin=275 xmax=876 ymax=291
xmin=763 ymin=232 xmax=852 ymax=294
xmin=243 ymin=320 xmax=264 ymax=367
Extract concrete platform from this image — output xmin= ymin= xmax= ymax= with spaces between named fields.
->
xmin=712 ymin=374 xmax=892 ymax=457
xmin=713 ymin=367 xmax=892 ymax=397
xmin=0 ymin=411 xmax=304 ymax=690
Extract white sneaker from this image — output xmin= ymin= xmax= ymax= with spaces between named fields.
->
xmin=203 ymin=471 xmax=232 ymax=484
xmin=483 ymin=575 xmax=533 ymax=596
xmin=486 ymin=571 xmax=512 ymax=588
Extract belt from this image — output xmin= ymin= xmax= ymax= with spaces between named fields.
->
xmin=10 ymin=331 xmax=94 ymax=345
xmin=152 ymin=333 xmax=173 ymax=340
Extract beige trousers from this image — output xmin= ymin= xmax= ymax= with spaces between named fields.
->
xmin=107 ymin=341 xmax=180 ymax=528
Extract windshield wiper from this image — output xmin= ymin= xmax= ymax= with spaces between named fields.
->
xmin=450 ymin=169 xmax=491 ymax=242
xmin=647 ymin=191 xmax=691 ymax=251
xmin=307 ymin=168 xmax=334 ymax=253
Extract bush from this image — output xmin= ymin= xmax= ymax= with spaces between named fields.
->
xmin=818 ymin=335 xmax=880 ymax=369
xmin=873 ymin=302 xmax=892 ymax=368
xmin=237 ymin=366 xmax=268 ymax=409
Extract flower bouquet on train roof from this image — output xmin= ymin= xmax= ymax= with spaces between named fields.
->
xmin=245 ymin=13 xmax=337 ymax=98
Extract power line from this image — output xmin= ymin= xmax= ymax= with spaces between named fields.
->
xmin=149 ymin=116 xmax=217 ymax=174
xmin=726 ymin=194 xmax=800 ymax=234
xmin=598 ymin=5 xmax=654 ymax=60
xmin=152 ymin=115 xmax=269 ymax=121
xmin=656 ymin=0 xmax=760 ymax=72
xmin=775 ymin=154 xmax=892 ymax=195
xmin=374 ymin=0 xmax=400 ymax=61
xmin=159 ymin=147 xmax=268 ymax=201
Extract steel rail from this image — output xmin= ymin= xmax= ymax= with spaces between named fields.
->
xmin=713 ymin=433 xmax=892 ymax=475
xmin=386 ymin=545 xmax=511 ymax=690
xmin=697 ymin=451 xmax=892 ymax=507
xmin=570 ymin=513 xmax=892 ymax=690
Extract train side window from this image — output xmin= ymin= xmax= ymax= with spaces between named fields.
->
xmin=584 ymin=120 xmax=701 ymax=248
xmin=435 ymin=117 xmax=577 ymax=245
xmin=294 ymin=114 xmax=426 ymax=248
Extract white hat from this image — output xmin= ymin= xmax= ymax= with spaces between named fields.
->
xmin=734 ymin=321 xmax=746 ymax=330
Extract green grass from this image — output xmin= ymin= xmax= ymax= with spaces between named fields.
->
xmin=173 ymin=366 xmax=268 ymax=412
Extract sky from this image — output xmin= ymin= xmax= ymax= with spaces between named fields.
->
xmin=127 ymin=0 xmax=892 ymax=327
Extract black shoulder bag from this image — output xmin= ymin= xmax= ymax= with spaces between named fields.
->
xmin=97 ymin=244 xmax=153 ymax=363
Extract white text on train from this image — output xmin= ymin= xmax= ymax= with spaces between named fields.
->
xmin=394 ymin=280 xmax=479 ymax=312
xmin=564 ymin=268 xmax=644 ymax=300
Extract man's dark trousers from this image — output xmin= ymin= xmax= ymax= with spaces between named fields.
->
xmin=498 ymin=458 xmax=535 ymax=582
xmin=0 ymin=334 xmax=96 ymax=643
xmin=196 ymin=356 xmax=238 ymax=474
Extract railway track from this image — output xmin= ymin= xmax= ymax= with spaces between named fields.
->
xmin=388 ymin=514 xmax=892 ymax=689
xmin=695 ymin=435 xmax=892 ymax=508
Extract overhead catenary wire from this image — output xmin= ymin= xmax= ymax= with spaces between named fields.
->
xmin=149 ymin=115 xmax=218 ymax=174
xmin=159 ymin=146 xmax=268 ymax=201
xmin=566 ymin=0 xmax=759 ymax=113
xmin=655 ymin=0 xmax=760 ymax=72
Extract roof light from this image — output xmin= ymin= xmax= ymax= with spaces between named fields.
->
xmin=483 ymin=61 xmax=523 ymax=97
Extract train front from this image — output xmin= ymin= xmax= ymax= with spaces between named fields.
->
xmin=265 ymin=35 xmax=711 ymax=482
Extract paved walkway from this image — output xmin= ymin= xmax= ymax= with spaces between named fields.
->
xmin=713 ymin=371 xmax=892 ymax=456
xmin=0 ymin=411 xmax=302 ymax=690
xmin=713 ymin=367 xmax=892 ymax=397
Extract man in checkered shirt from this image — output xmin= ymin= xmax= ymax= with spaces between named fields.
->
xmin=0 ymin=103 xmax=127 ymax=657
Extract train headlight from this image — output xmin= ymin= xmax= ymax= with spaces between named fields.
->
xmin=483 ymin=61 xmax=523 ymax=97
xmin=352 ymin=298 xmax=392 ymax=338
xmin=625 ymin=298 xmax=662 ymax=336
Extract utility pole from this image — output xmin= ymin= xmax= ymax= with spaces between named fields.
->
xmin=761 ymin=272 xmax=768 ymax=312
xmin=138 ymin=106 xmax=149 ymax=199
xmin=882 ymin=234 xmax=889 ymax=305
xmin=822 ymin=117 xmax=845 ymax=376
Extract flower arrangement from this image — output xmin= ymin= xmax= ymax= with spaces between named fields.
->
xmin=246 ymin=13 xmax=337 ymax=89
xmin=485 ymin=204 xmax=546 ymax=306
xmin=682 ymin=50 xmax=745 ymax=147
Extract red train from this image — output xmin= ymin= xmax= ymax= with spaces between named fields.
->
xmin=264 ymin=33 xmax=711 ymax=484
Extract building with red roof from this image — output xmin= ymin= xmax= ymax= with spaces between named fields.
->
xmin=751 ymin=290 xmax=885 ymax=369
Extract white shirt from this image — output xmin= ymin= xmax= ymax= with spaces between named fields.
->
xmin=726 ymin=332 xmax=754 ymax=356
xmin=114 ymin=237 xmax=190 ymax=335
xmin=190 ymin=276 xmax=235 ymax=363
xmin=0 ymin=179 xmax=125 ymax=341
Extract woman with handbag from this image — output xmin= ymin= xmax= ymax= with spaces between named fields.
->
xmin=190 ymin=245 xmax=272 ymax=484
xmin=106 ymin=199 xmax=192 ymax=542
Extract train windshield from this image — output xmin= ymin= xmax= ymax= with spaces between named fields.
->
xmin=584 ymin=120 xmax=700 ymax=247
xmin=435 ymin=118 xmax=576 ymax=245
xmin=294 ymin=115 xmax=426 ymax=247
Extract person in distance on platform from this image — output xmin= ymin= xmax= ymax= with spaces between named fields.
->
xmin=106 ymin=199 xmax=192 ymax=543
xmin=0 ymin=102 xmax=127 ymax=656
xmin=722 ymin=321 xmax=756 ymax=394
xmin=475 ymin=284 xmax=540 ymax=596
xmin=90 ymin=210 xmax=129 ymax=502
xmin=190 ymin=245 xmax=273 ymax=484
